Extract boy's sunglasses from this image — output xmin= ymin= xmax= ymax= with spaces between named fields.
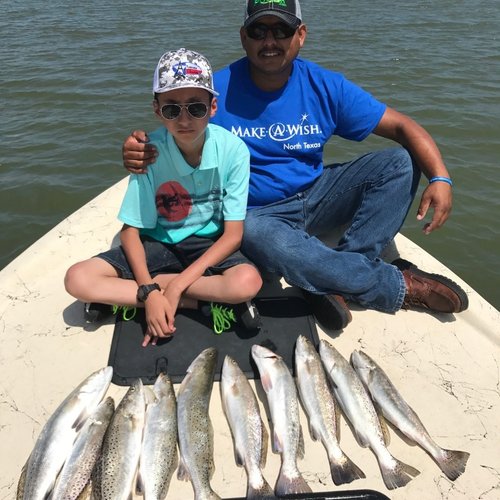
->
xmin=160 ymin=102 xmax=208 ymax=120
xmin=245 ymin=22 xmax=298 ymax=40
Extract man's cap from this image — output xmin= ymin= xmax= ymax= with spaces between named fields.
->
xmin=243 ymin=0 xmax=302 ymax=29
xmin=153 ymin=48 xmax=219 ymax=96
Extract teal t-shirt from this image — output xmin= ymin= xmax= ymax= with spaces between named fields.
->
xmin=118 ymin=124 xmax=250 ymax=244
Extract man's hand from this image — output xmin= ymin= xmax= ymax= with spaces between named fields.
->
xmin=417 ymin=182 xmax=453 ymax=234
xmin=122 ymin=130 xmax=158 ymax=174
xmin=142 ymin=291 xmax=176 ymax=347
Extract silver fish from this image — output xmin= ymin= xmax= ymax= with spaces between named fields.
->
xmin=22 ymin=366 xmax=113 ymax=500
xmin=251 ymin=344 xmax=311 ymax=497
xmin=137 ymin=373 xmax=178 ymax=500
xmin=220 ymin=356 xmax=274 ymax=499
xmin=50 ymin=396 xmax=115 ymax=500
xmin=351 ymin=349 xmax=470 ymax=481
xmin=319 ymin=340 xmax=420 ymax=490
xmin=99 ymin=379 xmax=145 ymax=500
xmin=295 ymin=336 xmax=365 ymax=485
xmin=177 ymin=348 xmax=220 ymax=500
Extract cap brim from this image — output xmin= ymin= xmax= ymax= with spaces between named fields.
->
xmin=244 ymin=11 xmax=301 ymax=29
xmin=153 ymin=83 xmax=219 ymax=97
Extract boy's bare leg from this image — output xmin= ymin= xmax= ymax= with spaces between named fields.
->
xmin=65 ymin=257 xmax=142 ymax=306
xmin=155 ymin=264 xmax=262 ymax=306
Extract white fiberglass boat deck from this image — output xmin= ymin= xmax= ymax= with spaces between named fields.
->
xmin=1 ymin=178 xmax=498 ymax=499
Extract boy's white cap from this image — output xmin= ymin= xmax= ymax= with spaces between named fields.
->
xmin=153 ymin=48 xmax=219 ymax=96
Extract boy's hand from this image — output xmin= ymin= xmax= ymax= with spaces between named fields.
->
xmin=122 ymin=130 xmax=158 ymax=174
xmin=142 ymin=291 xmax=176 ymax=347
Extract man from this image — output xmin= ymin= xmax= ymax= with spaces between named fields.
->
xmin=122 ymin=0 xmax=468 ymax=331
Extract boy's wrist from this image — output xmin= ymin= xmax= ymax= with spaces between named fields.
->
xmin=137 ymin=283 xmax=161 ymax=302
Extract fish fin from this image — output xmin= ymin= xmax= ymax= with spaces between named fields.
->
xmin=374 ymin=404 xmax=391 ymax=446
xmin=177 ymin=457 xmax=190 ymax=482
xmin=334 ymin=400 xmax=341 ymax=442
xmin=353 ymin=427 xmax=370 ymax=448
xmin=247 ymin=477 xmax=274 ymax=499
xmin=309 ymin=421 xmax=320 ymax=441
xmin=329 ymin=451 xmax=366 ymax=485
xmin=260 ymin=372 xmax=273 ymax=393
xmin=275 ymin=467 xmax=312 ymax=496
xmin=73 ymin=408 xmax=90 ymax=432
xmin=260 ymin=420 xmax=269 ymax=468
xmin=380 ymin=456 xmax=420 ymax=490
xmin=434 ymin=448 xmax=470 ymax=481
xmin=272 ymin=429 xmax=283 ymax=454
xmin=234 ymin=447 xmax=245 ymax=468
xmin=144 ymin=386 xmax=157 ymax=405
xmin=135 ymin=468 xmax=144 ymax=495
xmin=16 ymin=455 xmax=29 ymax=500
xmin=297 ymin=425 xmax=305 ymax=460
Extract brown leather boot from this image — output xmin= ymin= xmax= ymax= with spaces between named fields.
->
xmin=302 ymin=291 xmax=352 ymax=330
xmin=393 ymin=258 xmax=469 ymax=313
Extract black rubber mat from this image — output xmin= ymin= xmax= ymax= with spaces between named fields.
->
xmin=108 ymin=295 xmax=319 ymax=386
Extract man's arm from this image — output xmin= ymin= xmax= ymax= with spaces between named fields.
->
xmin=122 ymin=130 xmax=158 ymax=174
xmin=373 ymin=107 xmax=453 ymax=234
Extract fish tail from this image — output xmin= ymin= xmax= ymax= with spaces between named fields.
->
xmin=247 ymin=477 xmax=275 ymax=499
xmin=380 ymin=456 xmax=420 ymax=490
xmin=275 ymin=465 xmax=312 ymax=496
xmin=329 ymin=452 xmax=366 ymax=485
xmin=434 ymin=448 xmax=470 ymax=481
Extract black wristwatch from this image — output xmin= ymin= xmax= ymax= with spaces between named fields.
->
xmin=137 ymin=283 xmax=161 ymax=302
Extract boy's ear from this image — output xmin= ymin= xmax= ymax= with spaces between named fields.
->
xmin=153 ymin=99 xmax=161 ymax=117
xmin=210 ymin=97 xmax=218 ymax=117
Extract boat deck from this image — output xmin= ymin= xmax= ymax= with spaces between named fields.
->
xmin=1 ymin=178 xmax=499 ymax=499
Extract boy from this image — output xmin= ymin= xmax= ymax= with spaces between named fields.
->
xmin=65 ymin=48 xmax=263 ymax=346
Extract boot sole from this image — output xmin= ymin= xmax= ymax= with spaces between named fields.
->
xmin=302 ymin=291 xmax=352 ymax=331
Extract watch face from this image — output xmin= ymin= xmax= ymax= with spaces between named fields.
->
xmin=138 ymin=284 xmax=160 ymax=302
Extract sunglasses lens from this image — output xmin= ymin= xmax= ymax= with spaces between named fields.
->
xmin=246 ymin=23 xmax=267 ymax=40
xmin=246 ymin=23 xmax=296 ymax=40
xmin=160 ymin=102 xmax=208 ymax=120
xmin=274 ymin=24 xmax=296 ymax=39
xmin=187 ymin=102 xmax=208 ymax=118
xmin=161 ymin=104 xmax=181 ymax=120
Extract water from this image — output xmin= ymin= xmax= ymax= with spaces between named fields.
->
xmin=1 ymin=0 xmax=499 ymax=309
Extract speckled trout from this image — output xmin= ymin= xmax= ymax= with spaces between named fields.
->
xmin=21 ymin=366 xmax=113 ymax=500
xmin=99 ymin=379 xmax=145 ymax=500
xmin=177 ymin=348 xmax=220 ymax=500
xmin=137 ymin=373 xmax=178 ymax=500
xmin=351 ymin=349 xmax=470 ymax=481
xmin=251 ymin=344 xmax=311 ymax=497
xmin=220 ymin=355 xmax=274 ymax=499
xmin=50 ymin=396 xmax=115 ymax=500
xmin=295 ymin=336 xmax=365 ymax=485
xmin=319 ymin=340 xmax=420 ymax=490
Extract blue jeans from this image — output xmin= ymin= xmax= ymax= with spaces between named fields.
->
xmin=242 ymin=148 xmax=421 ymax=313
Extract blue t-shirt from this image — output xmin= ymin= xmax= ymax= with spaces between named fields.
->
xmin=118 ymin=124 xmax=250 ymax=244
xmin=212 ymin=57 xmax=386 ymax=208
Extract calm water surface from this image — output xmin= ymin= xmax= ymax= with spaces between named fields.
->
xmin=1 ymin=0 xmax=499 ymax=309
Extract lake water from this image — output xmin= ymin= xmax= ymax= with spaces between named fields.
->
xmin=1 ymin=0 xmax=499 ymax=309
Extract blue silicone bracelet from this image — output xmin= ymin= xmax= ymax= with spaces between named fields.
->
xmin=429 ymin=176 xmax=453 ymax=186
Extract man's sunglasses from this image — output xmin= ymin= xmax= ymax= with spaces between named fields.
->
xmin=160 ymin=102 xmax=209 ymax=120
xmin=245 ymin=22 xmax=298 ymax=40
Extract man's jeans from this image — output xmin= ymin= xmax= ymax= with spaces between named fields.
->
xmin=242 ymin=148 xmax=421 ymax=313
